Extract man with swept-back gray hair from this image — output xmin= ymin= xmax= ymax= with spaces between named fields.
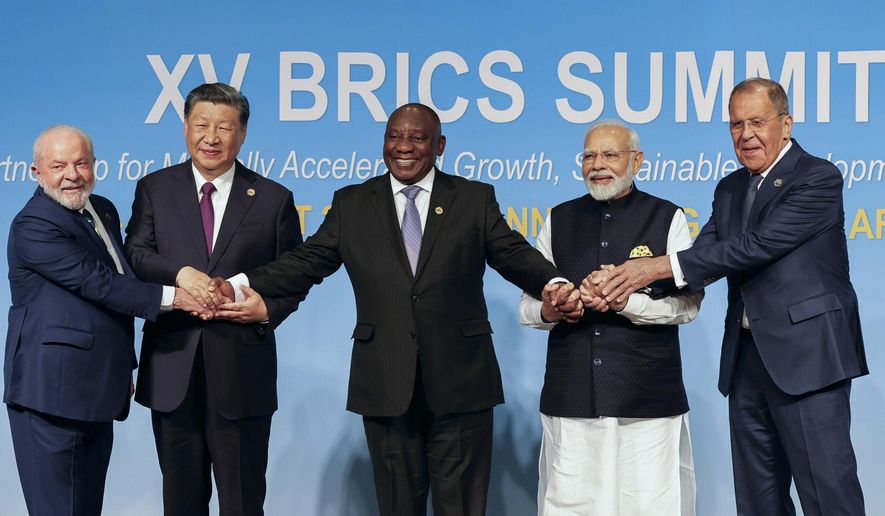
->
xmin=519 ymin=120 xmax=703 ymax=515
xmin=5 ymin=125 xmax=204 ymax=515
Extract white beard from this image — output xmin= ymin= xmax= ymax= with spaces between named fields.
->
xmin=584 ymin=164 xmax=634 ymax=201
xmin=43 ymin=179 xmax=94 ymax=211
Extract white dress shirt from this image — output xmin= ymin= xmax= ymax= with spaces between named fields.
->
xmin=519 ymin=208 xmax=703 ymax=329
xmin=192 ymin=163 xmax=236 ymax=249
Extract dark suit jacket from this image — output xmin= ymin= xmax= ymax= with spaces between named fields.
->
xmin=4 ymin=189 xmax=162 ymax=422
xmin=678 ymin=140 xmax=867 ymax=396
xmin=124 ymin=161 xmax=302 ymax=419
xmin=248 ymin=171 xmax=561 ymax=417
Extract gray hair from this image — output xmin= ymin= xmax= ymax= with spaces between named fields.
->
xmin=584 ymin=120 xmax=640 ymax=151
xmin=730 ymin=77 xmax=790 ymax=116
xmin=184 ymin=83 xmax=250 ymax=127
xmin=33 ymin=125 xmax=95 ymax=164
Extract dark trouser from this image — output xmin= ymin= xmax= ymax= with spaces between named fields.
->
xmin=363 ymin=366 xmax=493 ymax=516
xmin=151 ymin=343 xmax=272 ymax=516
xmin=729 ymin=329 xmax=865 ymax=516
xmin=7 ymin=404 xmax=113 ymax=516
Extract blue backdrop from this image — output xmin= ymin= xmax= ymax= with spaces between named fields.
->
xmin=1 ymin=1 xmax=883 ymax=514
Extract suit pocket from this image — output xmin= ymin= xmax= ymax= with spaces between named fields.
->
xmin=42 ymin=325 xmax=94 ymax=350
xmin=237 ymin=224 xmax=264 ymax=233
xmin=351 ymin=323 xmax=375 ymax=341
xmin=788 ymin=292 xmax=842 ymax=324
xmin=459 ymin=319 xmax=493 ymax=337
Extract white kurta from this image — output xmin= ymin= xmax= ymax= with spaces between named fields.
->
xmin=520 ymin=207 xmax=702 ymax=516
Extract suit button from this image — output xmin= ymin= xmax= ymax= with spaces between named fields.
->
xmin=593 ymin=329 xmax=602 ymax=336
xmin=593 ymin=358 xmax=602 ymax=366
xmin=409 ymin=330 xmax=416 ymax=339
xmin=600 ymin=241 xmax=609 ymax=248
xmin=411 ymin=296 xmax=419 ymax=303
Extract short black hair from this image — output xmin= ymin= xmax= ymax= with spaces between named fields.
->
xmin=184 ymin=83 xmax=250 ymax=126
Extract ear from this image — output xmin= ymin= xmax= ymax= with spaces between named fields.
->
xmin=31 ymin=165 xmax=44 ymax=188
xmin=632 ymin=151 xmax=644 ymax=171
xmin=436 ymin=135 xmax=446 ymax=156
xmin=781 ymin=114 xmax=793 ymax=141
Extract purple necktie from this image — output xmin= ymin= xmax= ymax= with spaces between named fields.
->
xmin=401 ymin=185 xmax=423 ymax=274
xmin=200 ymin=182 xmax=216 ymax=254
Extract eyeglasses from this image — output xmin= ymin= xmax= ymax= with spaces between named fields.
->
xmin=728 ymin=113 xmax=786 ymax=134
xmin=582 ymin=150 xmax=637 ymax=163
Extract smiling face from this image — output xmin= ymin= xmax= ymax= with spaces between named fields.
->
xmin=383 ymin=105 xmax=446 ymax=185
xmin=729 ymin=87 xmax=792 ymax=173
xmin=581 ymin=125 xmax=642 ymax=201
xmin=184 ymin=101 xmax=247 ymax=180
xmin=32 ymin=128 xmax=95 ymax=211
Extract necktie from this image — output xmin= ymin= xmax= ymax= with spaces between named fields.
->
xmin=200 ymin=182 xmax=216 ymax=254
xmin=741 ymin=173 xmax=763 ymax=233
xmin=401 ymin=185 xmax=423 ymax=274
xmin=81 ymin=208 xmax=98 ymax=233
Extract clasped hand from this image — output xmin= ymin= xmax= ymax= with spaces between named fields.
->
xmin=172 ymin=267 xmax=268 ymax=323
xmin=579 ymin=264 xmax=627 ymax=313
xmin=540 ymin=282 xmax=584 ymax=323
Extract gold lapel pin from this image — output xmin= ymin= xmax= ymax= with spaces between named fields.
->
xmin=247 ymin=188 xmax=256 ymax=197
xmin=773 ymin=178 xmax=783 ymax=188
xmin=435 ymin=206 xmax=444 ymax=215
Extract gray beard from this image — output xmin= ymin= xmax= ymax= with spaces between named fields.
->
xmin=43 ymin=180 xmax=94 ymax=211
xmin=585 ymin=166 xmax=634 ymax=202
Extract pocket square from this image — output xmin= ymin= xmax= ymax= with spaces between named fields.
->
xmin=628 ymin=245 xmax=653 ymax=258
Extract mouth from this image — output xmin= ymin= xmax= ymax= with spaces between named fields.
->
xmin=201 ymin=149 xmax=222 ymax=158
xmin=741 ymin=146 xmax=763 ymax=158
xmin=588 ymin=173 xmax=615 ymax=183
xmin=394 ymin=159 xmax=418 ymax=168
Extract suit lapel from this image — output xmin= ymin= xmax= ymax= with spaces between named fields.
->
xmin=91 ymin=201 xmax=135 ymax=276
xmin=370 ymin=175 xmax=413 ymax=278
xmin=170 ymin=161 xmax=211 ymax=266
xmin=730 ymin=171 xmax=751 ymax=236
xmin=414 ymin=171 xmax=455 ymax=280
xmin=208 ymin=164 xmax=256 ymax=272
xmin=750 ymin=140 xmax=802 ymax=227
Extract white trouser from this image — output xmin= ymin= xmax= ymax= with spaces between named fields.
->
xmin=538 ymin=413 xmax=696 ymax=516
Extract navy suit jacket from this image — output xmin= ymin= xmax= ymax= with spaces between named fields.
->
xmin=678 ymin=140 xmax=867 ymax=396
xmin=124 ymin=161 xmax=302 ymax=419
xmin=4 ymin=189 xmax=162 ymax=422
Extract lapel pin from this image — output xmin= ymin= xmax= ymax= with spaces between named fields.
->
xmin=435 ymin=206 xmax=444 ymax=215
xmin=247 ymin=188 xmax=256 ymax=197
xmin=773 ymin=178 xmax=783 ymax=188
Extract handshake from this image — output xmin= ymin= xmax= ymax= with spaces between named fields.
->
xmin=540 ymin=264 xmax=630 ymax=324
xmin=170 ymin=266 xmax=268 ymax=323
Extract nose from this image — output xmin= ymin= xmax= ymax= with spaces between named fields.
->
xmin=395 ymin=138 xmax=415 ymax=153
xmin=738 ymin=122 xmax=755 ymax=140
xmin=63 ymin=164 xmax=80 ymax=180
xmin=204 ymin=127 xmax=220 ymax=143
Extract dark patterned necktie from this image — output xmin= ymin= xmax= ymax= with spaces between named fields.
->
xmin=741 ymin=173 xmax=763 ymax=233
xmin=81 ymin=208 xmax=98 ymax=233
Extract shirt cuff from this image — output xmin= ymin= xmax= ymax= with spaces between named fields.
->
xmin=669 ymin=254 xmax=687 ymax=288
xmin=228 ymin=273 xmax=250 ymax=302
xmin=160 ymin=285 xmax=176 ymax=312
xmin=548 ymin=277 xmax=570 ymax=285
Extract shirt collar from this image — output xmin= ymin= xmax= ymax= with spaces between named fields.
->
xmin=192 ymin=162 xmax=236 ymax=195
xmin=389 ymin=167 xmax=436 ymax=196
xmin=758 ymin=140 xmax=793 ymax=179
